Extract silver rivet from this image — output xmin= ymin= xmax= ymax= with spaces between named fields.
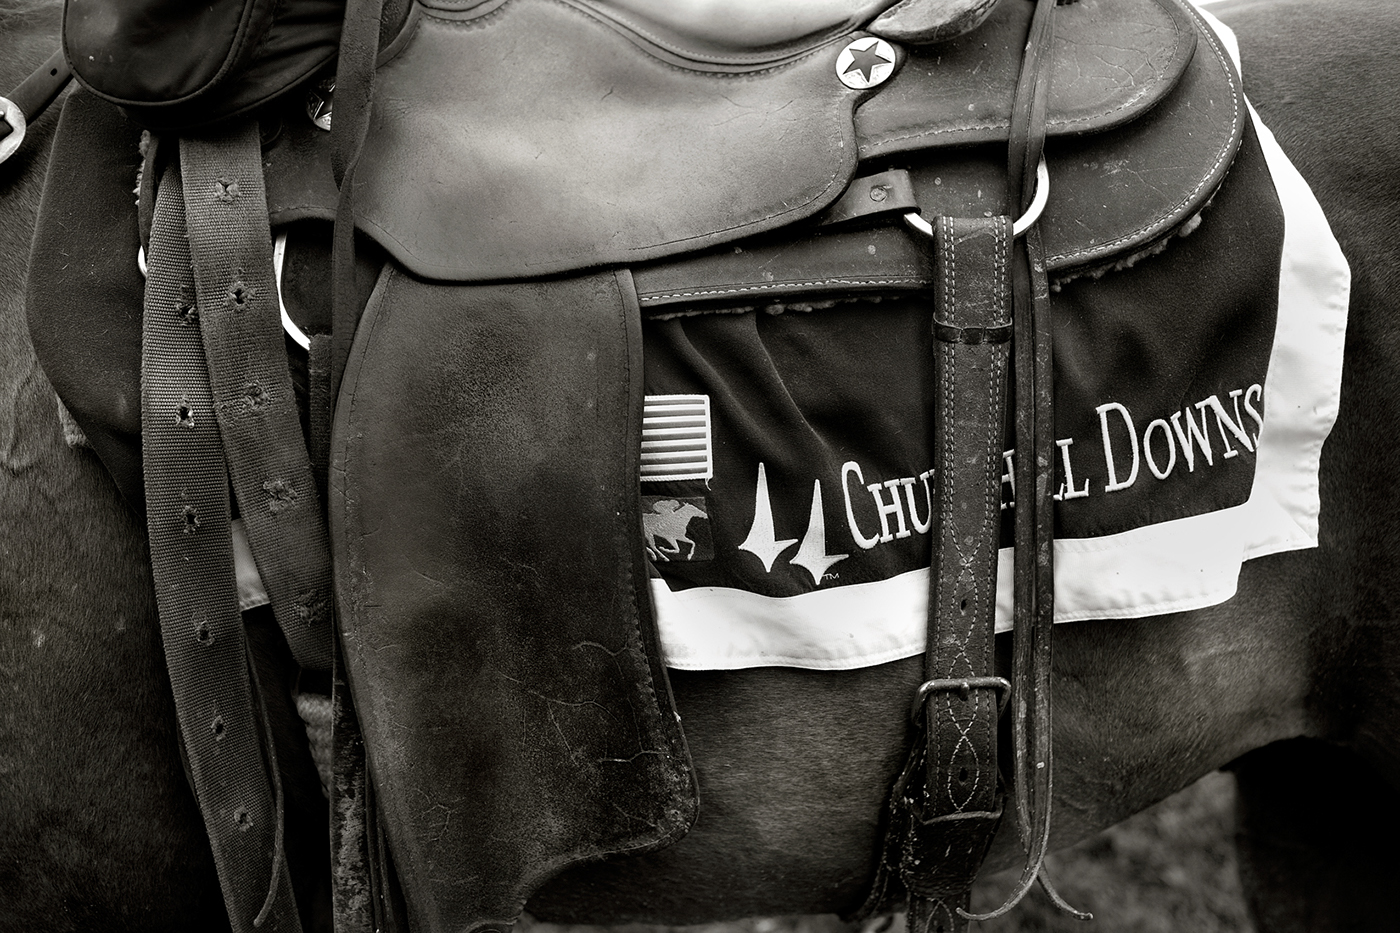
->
xmin=836 ymin=37 xmax=897 ymax=90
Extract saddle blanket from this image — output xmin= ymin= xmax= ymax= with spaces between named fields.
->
xmin=639 ymin=12 xmax=1348 ymax=671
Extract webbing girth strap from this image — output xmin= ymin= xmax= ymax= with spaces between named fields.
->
xmin=142 ymin=120 xmax=334 ymax=930
xmin=142 ymin=155 xmax=301 ymax=932
xmin=181 ymin=125 xmax=335 ymax=674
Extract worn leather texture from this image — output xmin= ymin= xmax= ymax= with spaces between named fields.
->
xmin=62 ymin=0 xmax=419 ymax=128
xmin=64 ymin=0 xmax=343 ymax=126
xmin=330 ymin=268 xmax=697 ymax=931
xmin=857 ymin=0 xmax=1197 ymax=152
xmin=256 ymin=0 xmax=1217 ymax=284
xmin=630 ymin=0 xmax=1241 ymax=309
xmin=347 ymin=0 xmax=869 ymax=281
xmin=328 ymin=0 xmax=1192 ymax=281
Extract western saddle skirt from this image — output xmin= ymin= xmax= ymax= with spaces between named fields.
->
xmin=9 ymin=0 xmax=1248 ymax=930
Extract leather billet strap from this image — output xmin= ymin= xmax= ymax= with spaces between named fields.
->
xmin=912 ymin=215 xmax=1014 ymax=932
xmin=141 ymin=159 xmax=302 ymax=932
xmin=856 ymin=2 xmax=1072 ymax=928
xmin=852 ymin=215 xmax=1014 ymax=932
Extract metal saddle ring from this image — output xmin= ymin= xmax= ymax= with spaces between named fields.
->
xmin=903 ymin=156 xmax=1049 ymax=239
xmin=139 ymin=232 xmax=308 ymax=349
xmin=0 ymin=97 xmax=26 ymax=164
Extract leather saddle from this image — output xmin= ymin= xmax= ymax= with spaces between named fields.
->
xmin=19 ymin=0 xmax=1249 ymax=930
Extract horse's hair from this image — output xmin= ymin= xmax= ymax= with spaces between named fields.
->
xmin=0 ymin=0 xmax=59 ymax=27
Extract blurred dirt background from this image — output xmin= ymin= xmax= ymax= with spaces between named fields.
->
xmin=523 ymin=770 xmax=1251 ymax=933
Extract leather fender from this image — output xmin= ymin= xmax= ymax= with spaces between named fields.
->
xmin=330 ymin=267 xmax=697 ymax=930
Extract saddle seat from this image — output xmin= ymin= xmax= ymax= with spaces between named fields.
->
xmin=262 ymin=0 xmax=1216 ymax=283
xmin=592 ymin=0 xmax=998 ymax=54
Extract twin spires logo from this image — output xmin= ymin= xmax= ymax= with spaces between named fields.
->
xmin=738 ymin=463 xmax=851 ymax=586
xmin=738 ymin=460 xmax=937 ymax=586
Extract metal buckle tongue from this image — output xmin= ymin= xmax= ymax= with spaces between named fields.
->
xmin=305 ymin=79 xmax=334 ymax=132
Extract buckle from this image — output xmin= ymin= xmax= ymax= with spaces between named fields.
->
xmin=910 ymin=676 xmax=1011 ymax=723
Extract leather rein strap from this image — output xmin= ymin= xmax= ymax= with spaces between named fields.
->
xmin=0 ymin=47 xmax=71 ymax=165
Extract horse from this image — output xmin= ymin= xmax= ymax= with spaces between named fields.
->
xmin=2 ymin=0 xmax=1398 ymax=930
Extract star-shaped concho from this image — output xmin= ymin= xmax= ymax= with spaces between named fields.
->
xmin=837 ymin=38 xmax=896 ymax=89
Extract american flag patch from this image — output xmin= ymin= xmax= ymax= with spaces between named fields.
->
xmin=642 ymin=395 xmax=712 ymax=482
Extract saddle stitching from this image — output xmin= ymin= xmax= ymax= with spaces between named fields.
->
xmin=559 ymin=0 xmax=868 ymax=68
xmin=864 ymin=82 xmax=1156 ymax=151
xmin=859 ymin=1 xmax=1194 ymax=152
xmin=974 ymin=219 xmax=1008 ymax=745
xmin=638 ymin=277 xmax=927 ymax=303
xmin=1045 ymin=3 xmax=1240 ymax=267
xmin=935 ymin=215 xmax=982 ymax=810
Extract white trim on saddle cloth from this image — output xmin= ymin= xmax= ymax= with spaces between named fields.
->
xmin=652 ymin=12 xmax=1351 ymax=671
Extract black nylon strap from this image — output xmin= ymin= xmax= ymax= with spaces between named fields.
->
xmin=142 ymin=160 xmax=301 ymax=932
xmin=180 ymin=122 xmax=334 ymax=673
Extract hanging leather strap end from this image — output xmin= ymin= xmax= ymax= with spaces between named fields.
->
xmin=901 ymin=806 xmax=1005 ymax=902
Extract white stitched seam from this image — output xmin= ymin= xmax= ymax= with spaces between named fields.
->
xmin=1046 ymin=5 xmax=1242 ymax=267
xmin=639 ymin=277 xmax=925 ymax=303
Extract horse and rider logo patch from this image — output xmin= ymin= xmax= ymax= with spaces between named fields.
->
xmin=643 ymin=496 xmax=713 ymax=563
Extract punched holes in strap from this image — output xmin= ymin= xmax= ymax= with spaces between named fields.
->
xmin=180 ymin=122 xmax=334 ymax=673
xmin=141 ymin=161 xmax=301 ymax=932
xmin=903 ymin=213 xmax=1014 ymax=932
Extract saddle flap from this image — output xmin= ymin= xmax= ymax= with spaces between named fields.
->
xmin=631 ymin=0 xmax=1243 ymax=309
xmin=856 ymin=0 xmax=1198 ymax=154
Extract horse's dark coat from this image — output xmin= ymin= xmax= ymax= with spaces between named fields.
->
xmin=2 ymin=1 xmax=1399 ymax=930
xmin=0 ymin=12 xmax=227 ymax=932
